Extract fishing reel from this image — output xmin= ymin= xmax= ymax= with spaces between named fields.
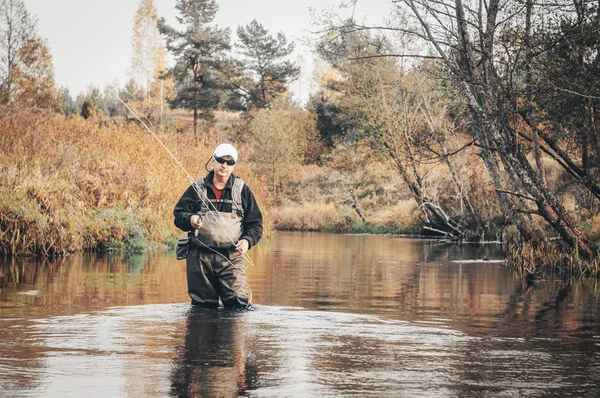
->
xmin=191 ymin=213 xmax=203 ymax=237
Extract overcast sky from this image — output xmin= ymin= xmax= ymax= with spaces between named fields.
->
xmin=23 ymin=0 xmax=392 ymax=101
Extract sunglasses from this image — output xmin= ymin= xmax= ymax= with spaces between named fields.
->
xmin=215 ymin=156 xmax=236 ymax=166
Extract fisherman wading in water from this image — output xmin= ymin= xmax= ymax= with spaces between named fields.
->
xmin=174 ymin=144 xmax=262 ymax=309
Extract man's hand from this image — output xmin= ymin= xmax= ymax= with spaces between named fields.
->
xmin=235 ymin=239 xmax=249 ymax=254
xmin=190 ymin=214 xmax=202 ymax=229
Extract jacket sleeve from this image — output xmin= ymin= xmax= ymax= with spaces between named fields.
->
xmin=173 ymin=184 xmax=200 ymax=232
xmin=240 ymin=184 xmax=263 ymax=249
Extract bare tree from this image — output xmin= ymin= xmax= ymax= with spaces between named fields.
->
xmin=315 ymin=27 xmax=485 ymax=239
xmin=316 ymin=0 xmax=598 ymax=258
xmin=0 ymin=0 xmax=36 ymax=104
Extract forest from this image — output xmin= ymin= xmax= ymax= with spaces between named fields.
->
xmin=1 ymin=0 xmax=599 ymax=278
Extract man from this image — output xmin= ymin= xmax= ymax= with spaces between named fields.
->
xmin=173 ymin=143 xmax=262 ymax=309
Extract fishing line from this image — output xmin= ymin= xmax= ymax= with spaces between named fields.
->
xmin=113 ymin=92 xmax=255 ymax=267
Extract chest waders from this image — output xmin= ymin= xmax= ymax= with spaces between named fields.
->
xmin=191 ymin=176 xmax=244 ymax=250
xmin=187 ymin=176 xmax=251 ymax=309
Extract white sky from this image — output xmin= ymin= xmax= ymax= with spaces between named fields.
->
xmin=23 ymin=0 xmax=393 ymax=101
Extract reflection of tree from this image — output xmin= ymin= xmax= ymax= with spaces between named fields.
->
xmin=0 ymin=253 xmax=189 ymax=315
xmin=421 ymin=241 xmax=504 ymax=263
xmin=496 ymin=282 xmax=575 ymax=335
xmin=455 ymin=281 xmax=600 ymax=394
xmin=0 ymin=256 xmax=63 ymax=286
xmin=170 ymin=308 xmax=258 ymax=397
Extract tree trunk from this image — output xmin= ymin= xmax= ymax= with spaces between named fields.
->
xmin=439 ymin=138 xmax=483 ymax=233
xmin=351 ymin=187 xmax=368 ymax=224
xmin=193 ymin=103 xmax=198 ymax=145
xmin=385 ymin=142 xmax=464 ymax=239
xmin=193 ymin=57 xmax=200 ymax=145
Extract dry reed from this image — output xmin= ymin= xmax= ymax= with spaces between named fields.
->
xmin=0 ymin=106 xmax=221 ymax=256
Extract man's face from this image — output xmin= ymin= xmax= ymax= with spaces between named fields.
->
xmin=213 ymin=155 xmax=235 ymax=180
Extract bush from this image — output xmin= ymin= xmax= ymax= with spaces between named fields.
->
xmin=274 ymin=203 xmax=353 ymax=231
xmin=0 ymin=107 xmax=222 ymax=255
xmin=84 ymin=209 xmax=147 ymax=252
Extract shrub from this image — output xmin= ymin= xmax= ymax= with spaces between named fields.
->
xmin=83 ymin=209 xmax=147 ymax=252
xmin=274 ymin=203 xmax=350 ymax=231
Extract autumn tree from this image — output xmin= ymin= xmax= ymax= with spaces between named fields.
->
xmin=318 ymin=0 xmax=600 ymax=262
xmin=236 ymin=19 xmax=299 ymax=108
xmin=399 ymin=0 xmax=598 ymax=258
xmin=313 ymin=28 xmax=483 ymax=238
xmin=131 ymin=0 xmax=174 ymax=122
xmin=246 ymin=97 xmax=318 ymax=202
xmin=11 ymin=38 xmax=58 ymax=109
xmin=57 ymin=87 xmax=76 ymax=114
xmin=0 ymin=0 xmax=36 ymax=103
xmin=527 ymin=3 xmax=600 ymax=212
xmin=159 ymin=0 xmax=232 ymax=143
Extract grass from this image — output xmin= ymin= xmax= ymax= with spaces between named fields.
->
xmin=0 ymin=106 xmax=228 ymax=256
xmin=272 ymin=200 xmax=421 ymax=234
xmin=3 ymin=104 xmax=598 ymax=282
xmin=505 ymin=241 xmax=600 ymax=279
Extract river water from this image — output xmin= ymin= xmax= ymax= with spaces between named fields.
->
xmin=1 ymin=232 xmax=600 ymax=397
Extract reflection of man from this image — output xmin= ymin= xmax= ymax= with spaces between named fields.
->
xmin=173 ymin=143 xmax=263 ymax=309
xmin=170 ymin=309 xmax=257 ymax=397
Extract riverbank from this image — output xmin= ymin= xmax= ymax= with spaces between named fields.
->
xmin=0 ymin=108 xmax=422 ymax=256
xmin=2 ymin=108 xmax=598 ymax=280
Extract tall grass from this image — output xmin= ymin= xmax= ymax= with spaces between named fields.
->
xmin=505 ymin=241 xmax=600 ymax=279
xmin=0 ymin=106 xmax=222 ymax=256
xmin=272 ymin=200 xmax=420 ymax=234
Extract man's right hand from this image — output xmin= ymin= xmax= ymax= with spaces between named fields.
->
xmin=190 ymin=214 xmax=202 ymax=229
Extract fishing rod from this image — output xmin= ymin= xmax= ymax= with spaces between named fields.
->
xmin=113 ymin=92 xmax=255 ymax=267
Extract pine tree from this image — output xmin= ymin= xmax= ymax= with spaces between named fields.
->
xmin=236 ymin=19 xmax=299 ymax=108
xmin=158 ymin=0 xmax=231 ymax=142
xmin=81 ymin=98 xmax=95 ymax=119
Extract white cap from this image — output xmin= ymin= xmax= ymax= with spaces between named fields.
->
xmin=213 ymin=143 xmax=238 ymax=162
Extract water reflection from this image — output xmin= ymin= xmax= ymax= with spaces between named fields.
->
xmin=2 ymin=232 xmax=600 ymax=397
xmin=171 ymin=309 xmax=257 ymax=397
xmin=0 ymin=252 xmax=189 ymax=319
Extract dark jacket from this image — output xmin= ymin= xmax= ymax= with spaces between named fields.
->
xmin=173 ymin=172 xmax=263 ymax=249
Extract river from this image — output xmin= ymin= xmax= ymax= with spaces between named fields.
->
xmin=1 ymin=232 xmax=599 ymax=397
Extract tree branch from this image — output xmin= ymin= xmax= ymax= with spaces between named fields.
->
xmin=348 ymin=54 xmax=442 ymax=60
xmin=496 ymin=189 xmax=537 ymax=202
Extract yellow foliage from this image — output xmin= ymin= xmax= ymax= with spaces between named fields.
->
xmin=365 ymin=201 xmax=420 ymax=232
xmin=273 ymin=203 xmax=347 ymax=231
xmin=0 ymin=106 xmax=223 ymax=255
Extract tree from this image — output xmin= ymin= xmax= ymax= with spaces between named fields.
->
xmin=117 ymin=79 xmax=145 ymax=118
xmin=236 ymin=19 xmax=299 ymax=108
xmin=11 ymin=38 xmax=58 ymax=109
xmin=131 ymin=0 xmax=166 ymax=93
xmin=0 ymin=0 xmax=37 ymax=103
xmin=131 ymin=0 xmax=174 ymax=122
xmin=247 ymin=97 xmax=318 ymax=202
xmin=57 ymin=87 xmax=76 ymax=115
xmin=318 ymin=0 xmax=600 ymax=260
xmin=528 ymin=4 xmax=600 ymax=208
xmin=314 ymin=27 xmax=484 ymax=238
xmin=308 ymin=61 xmax=347 ymax=148
xmin=81 ymin=97 xmax=95 ymax=119
xmin=159 ymin=0 xmax=232 ymax=143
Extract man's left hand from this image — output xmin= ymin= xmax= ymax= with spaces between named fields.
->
xmin=235 ymin=239 xmax=249 ymax=254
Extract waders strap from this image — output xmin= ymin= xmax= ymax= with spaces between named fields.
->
xmin=232 ymin=177 xmax=244 ymax=219
xmin=193 ymin=177 xmax=244 ymax=218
